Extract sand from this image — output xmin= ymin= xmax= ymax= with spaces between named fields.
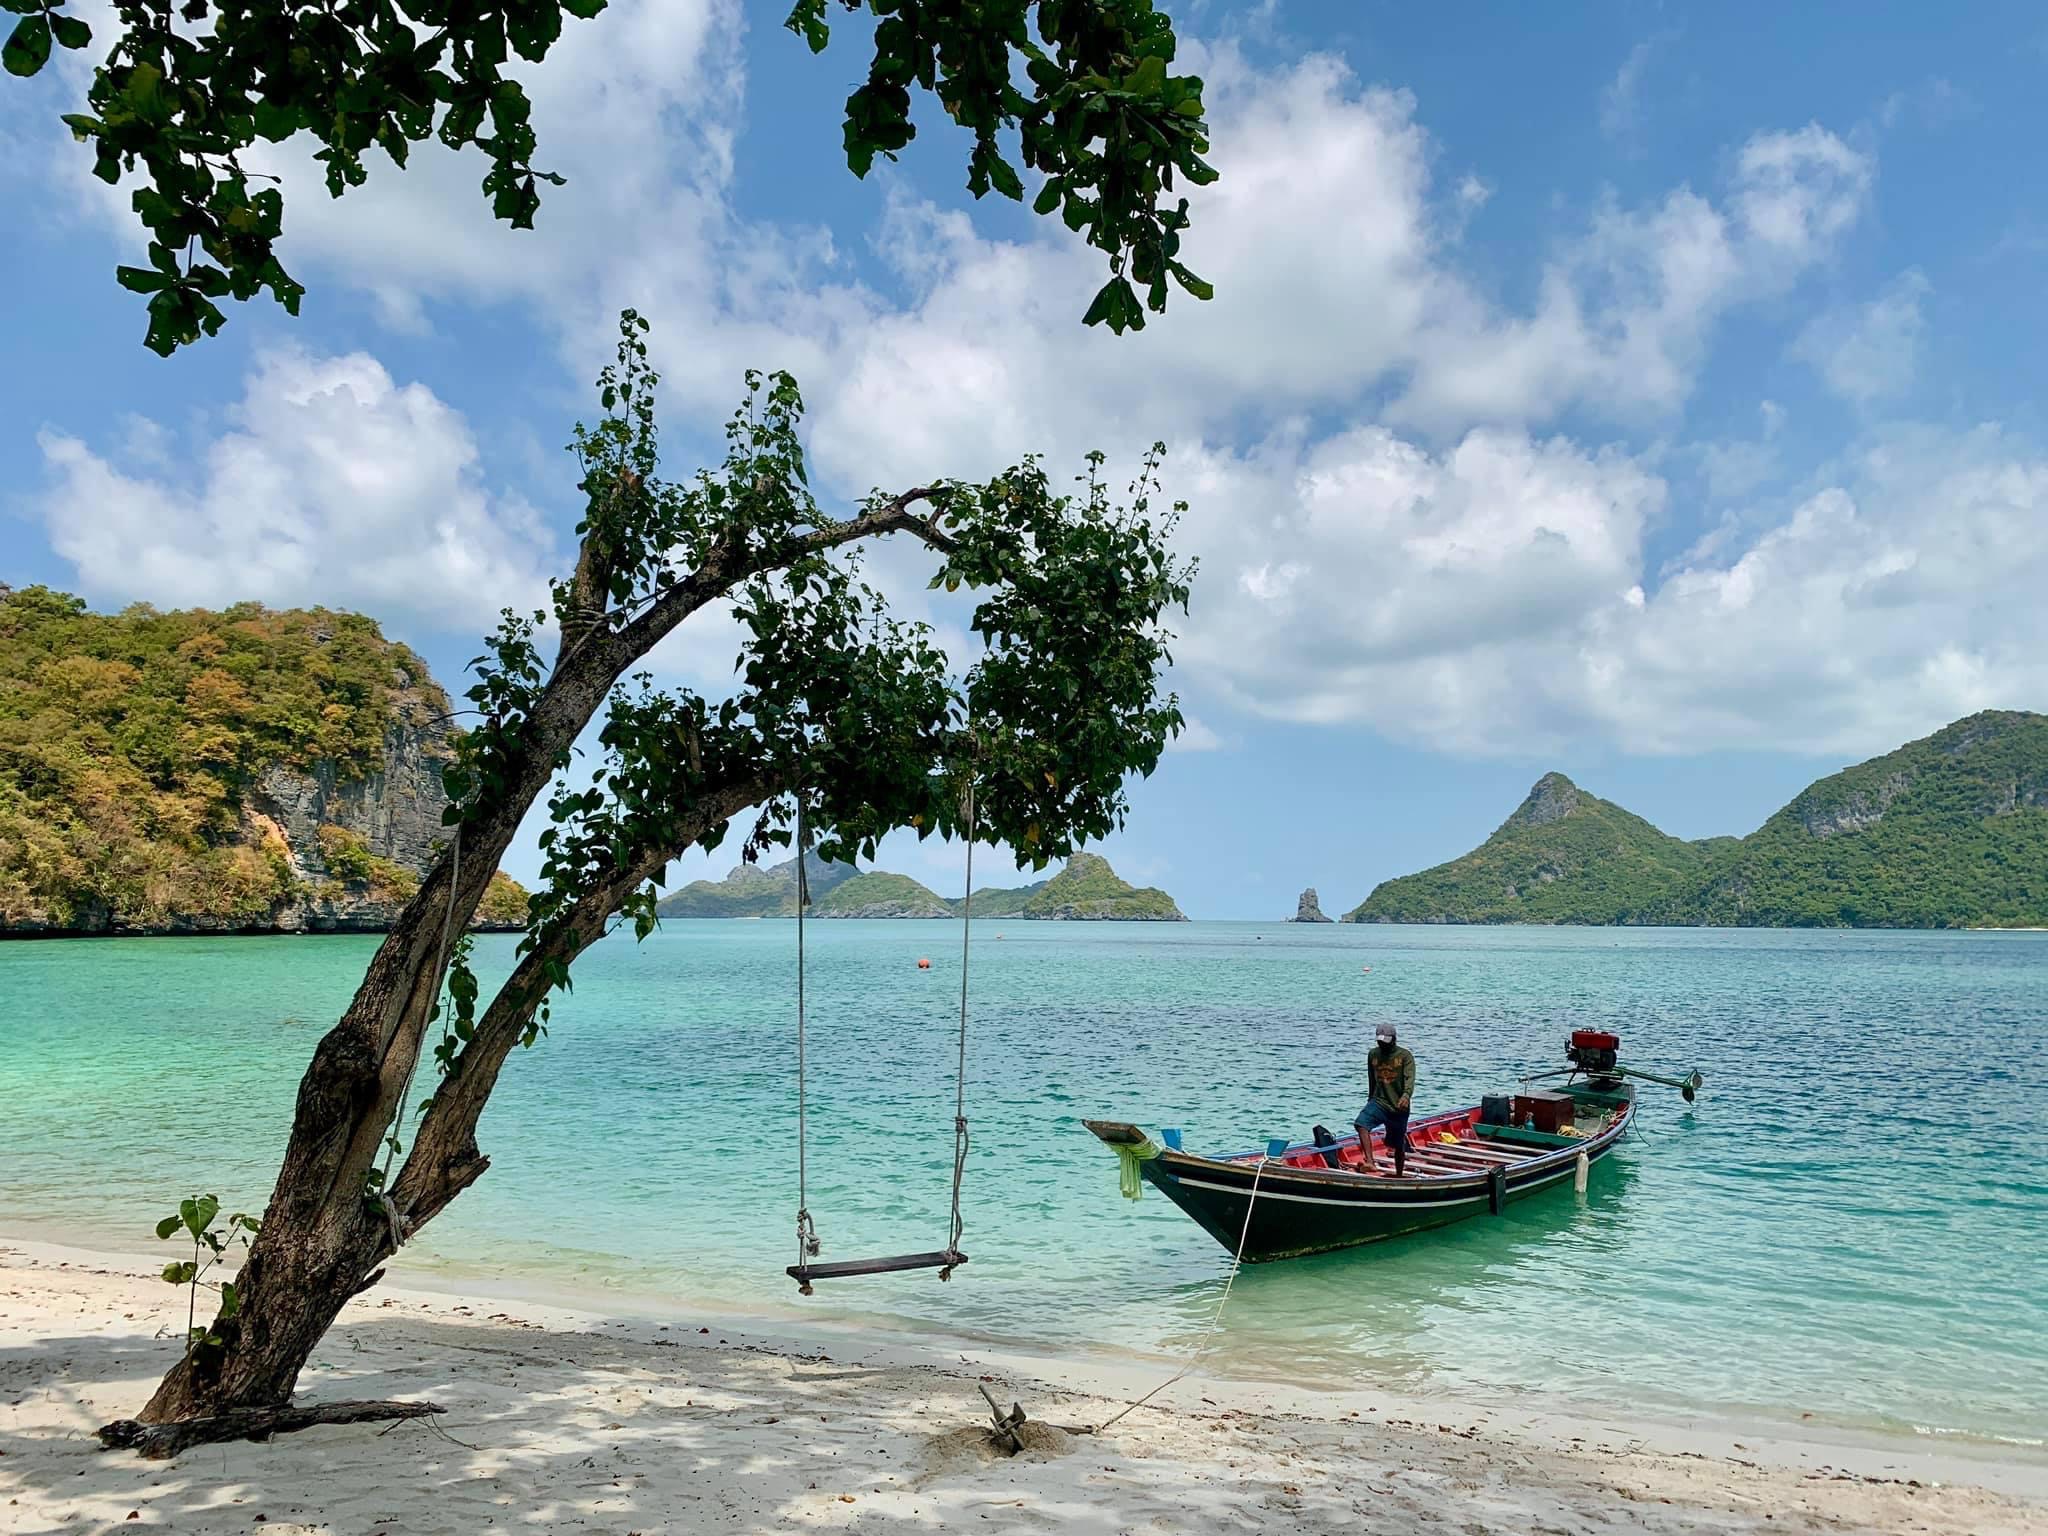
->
xmin=2 ymin=1242 xmax=2042 ymax=1536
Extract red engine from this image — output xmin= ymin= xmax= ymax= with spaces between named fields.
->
xmin=1567 ymin=1029 xmax=1620 ymax=1074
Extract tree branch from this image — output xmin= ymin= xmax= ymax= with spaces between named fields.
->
xmin=603 ymin=485 xmax=957 ymax=677
xmin=385 ymin=773 xmax=779 ymax=1236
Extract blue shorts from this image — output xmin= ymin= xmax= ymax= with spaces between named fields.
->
xmin=1355 ymin=1101 xmax=1410 ymax=1147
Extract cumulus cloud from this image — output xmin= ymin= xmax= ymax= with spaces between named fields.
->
xmin=1794 ymin=269 xmax=1930 ymax=404
xmin=1389 ymin=124 xmax=1873 ymax=432
xmin=36 ymin=350 xmax=556 ymax=629
xmin=1175 ymin=421 xmax=2048 ymax=757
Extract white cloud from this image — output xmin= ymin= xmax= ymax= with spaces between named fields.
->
xmin=57 ymin=31 xmax=1868 ymax=458
xmin=36 ymin=349 xmax=556 ymax=630
xmin=1167 ymin=716 xmax=1228 ymax=753
xmin=1171 ymin=421 xmax=2048 ymax=757
xmin=1601 ymin=41 xmax=1655 ymax=148
xmin=1389 ymin=124 xmax=1872 ymax=432
xmin=1168 ymin=425 xmax=1666 ymax=746
xmin=1794 ymin=269 xmax=1930 ymax=404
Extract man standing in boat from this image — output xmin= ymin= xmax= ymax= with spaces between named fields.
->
xmin=1357 ymin=1024 xmax=1416 ymax=1176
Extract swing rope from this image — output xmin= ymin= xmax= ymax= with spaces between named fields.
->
xmin=787 ymin=769 xmax=977 ymax=1292
xmin=939 ymin=779 xmax=975 ymax=1278
xmin=794 ymin=795 xmax=820 ymax=1290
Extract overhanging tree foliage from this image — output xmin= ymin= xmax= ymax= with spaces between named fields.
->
xmin=6 ymin=0 xmax=1216 ymax=353
xmin=106 ymin=311 xmax=1193 ymax=1446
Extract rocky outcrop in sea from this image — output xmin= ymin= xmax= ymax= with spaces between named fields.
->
xmin=1291 ymin=888 xmax=1332 ymax=922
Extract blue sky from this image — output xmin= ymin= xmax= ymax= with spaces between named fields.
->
xmin=4 ymin=1 xmax=2046 ymax=917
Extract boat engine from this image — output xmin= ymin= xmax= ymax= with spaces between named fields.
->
xmin=1565 ymin=1029 xmax=1702 ymax=1101
xmin=1566 ymin=1029 xmax=1620 ymax=1076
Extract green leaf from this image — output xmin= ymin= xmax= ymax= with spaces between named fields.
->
xmin=1081 ymin=278 xmax=1123 ymax=329
xmin=984 ymin=152 xmax=1023 ymax=202
xmin=252 ymin=98 xmax=299 ymax=142
xmin=155 ymin=1215 xmax=183 ymax=1241
xmin=49 ymin=12 xmax=88 ymax=49
xmin=180 ymin=1193 xmax=219 ymax=1240
xmin=161 ymin=1261 xmax=196 ymax=1285
xmin=3 ymin=13 xmax=51 ymax=76
xmin=219 ymin=1280 xmax=240 ymax=1320
xmin=1126 ymin=56 xmax=1167 ymax=98
xmin=117 ymin=266 xmax=171 ymax=295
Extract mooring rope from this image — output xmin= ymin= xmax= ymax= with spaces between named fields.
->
xmin=1094 ymin=1154 xmax=1270 ymax=1432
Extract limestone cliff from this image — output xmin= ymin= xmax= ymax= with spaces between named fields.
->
xmin=0 ymin=588 xmax=527 ymax=936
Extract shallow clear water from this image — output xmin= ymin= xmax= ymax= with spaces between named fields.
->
xmin=3 ymin=921 xmax=2043 ymax=1446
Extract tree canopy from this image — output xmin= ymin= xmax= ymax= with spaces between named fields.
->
xmin=6 ymin=0 xmax=1216 ymax=354
xmin=124 ymin=310 xmax=1194 ymax=1434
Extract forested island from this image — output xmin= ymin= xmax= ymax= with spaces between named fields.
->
xmin=656 ymin=849 xmax=1186 ymax=921
xmin=0 ymin=587 xmax=528 ymax=935
xmin=1347 ymin=711 xmax=2047 ymax=928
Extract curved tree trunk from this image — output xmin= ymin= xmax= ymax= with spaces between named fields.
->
xmin=127 ymin=490 xmax=947 ymax=1432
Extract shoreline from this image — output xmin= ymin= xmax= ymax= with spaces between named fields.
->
xmin=5 ymin=1236 xmax=2043 ymax=1521
xmin=8 ymin=1225 xmax=2044 ymax=1473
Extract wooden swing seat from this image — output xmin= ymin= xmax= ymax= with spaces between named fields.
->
xmin=787 ymin=1249 xmax=967 ymax=1283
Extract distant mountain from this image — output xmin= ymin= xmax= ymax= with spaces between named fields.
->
xmin=1688 ymin=711 xmax=2048 ymax=927
xmin=653 ymin=850 xmax=856 ymax=918
xmin=813 ymin=871 xmax=955 ymax=918
xmin=1348 ymin=773 xmax=1720 ymax=925
xmin=1347 ymin=711 xmax=2048 ymax=929
xmin=960 ymin=875 xmax=1051 ymax=917
xmin=657 ymin=849 xmax=1185 ymax=920
xmin=981 ymin=851 xmax=1186 ymax=921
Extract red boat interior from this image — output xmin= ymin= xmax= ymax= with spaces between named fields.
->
xmin=1233 ymin=1099 xmax=1624 ymax=1180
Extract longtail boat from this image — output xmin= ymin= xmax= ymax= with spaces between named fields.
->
xmin=1085 ymin=1031 xmax=1701 ymax=1263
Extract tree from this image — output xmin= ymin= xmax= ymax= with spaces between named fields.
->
xmin=6 ymin=0 xmax=1217 ymax=354
xmin=101 ymin=310 xmax=1193 ymax=1449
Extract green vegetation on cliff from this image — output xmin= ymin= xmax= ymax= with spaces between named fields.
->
xmin=0 ymin=586 xmax=529 ymax=933
xmin=1348 ymin=711 xmax=2048 ymax=928
xmin=1349 ymin=773 xmax=1716 ymax=925
xmin=813 ymin=871 xmax=954 ymax=918
xmin=960 ymin=877 xmax=1049 ymax=918
xmin=1688 ymin=712 xmax=2048 ymax=927
xmin=0 ymin=585 xmax=436 ymax=929
xmin=1006 ymin=851 xmax=1185 ymax=919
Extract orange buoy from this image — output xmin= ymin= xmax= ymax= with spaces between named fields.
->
xmin=917 ymin=957 xmax=932 ymax=970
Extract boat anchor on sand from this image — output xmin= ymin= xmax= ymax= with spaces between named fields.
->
xmin=1085 ymin=1030 xmax=1703 ymax=1263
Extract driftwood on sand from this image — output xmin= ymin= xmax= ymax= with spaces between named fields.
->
xmin=96 ymin=1399 xmax=445 ymax=1459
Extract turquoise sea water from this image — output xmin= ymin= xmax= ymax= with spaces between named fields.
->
xmin=3 ymin=922 xmax=2044 ymax=1447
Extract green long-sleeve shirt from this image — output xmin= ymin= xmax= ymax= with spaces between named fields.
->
xmin=1368 ymin=1044 xmax=1415 ymax=1110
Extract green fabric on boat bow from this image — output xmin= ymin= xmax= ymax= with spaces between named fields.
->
xmin=1114 ymin=1137 xmax=1163 ymax=1200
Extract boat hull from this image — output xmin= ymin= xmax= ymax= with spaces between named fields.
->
xmin=1091 ymin=1097 xmax=1632 ymax=1263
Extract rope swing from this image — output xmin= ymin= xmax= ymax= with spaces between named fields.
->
xmin=787 ymin=778 xmax=976 ymax=1294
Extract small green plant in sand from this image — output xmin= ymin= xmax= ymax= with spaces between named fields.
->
xmin=154 ymin=1196 xmax=259 ymax=1356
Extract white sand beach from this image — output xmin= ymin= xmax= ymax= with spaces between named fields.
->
xmin=2 ymin=1241 xmax=2042 ymax=1536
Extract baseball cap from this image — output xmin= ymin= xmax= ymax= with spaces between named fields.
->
xmin=1375 ymin=1024 xmax=1397 ymax=1042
